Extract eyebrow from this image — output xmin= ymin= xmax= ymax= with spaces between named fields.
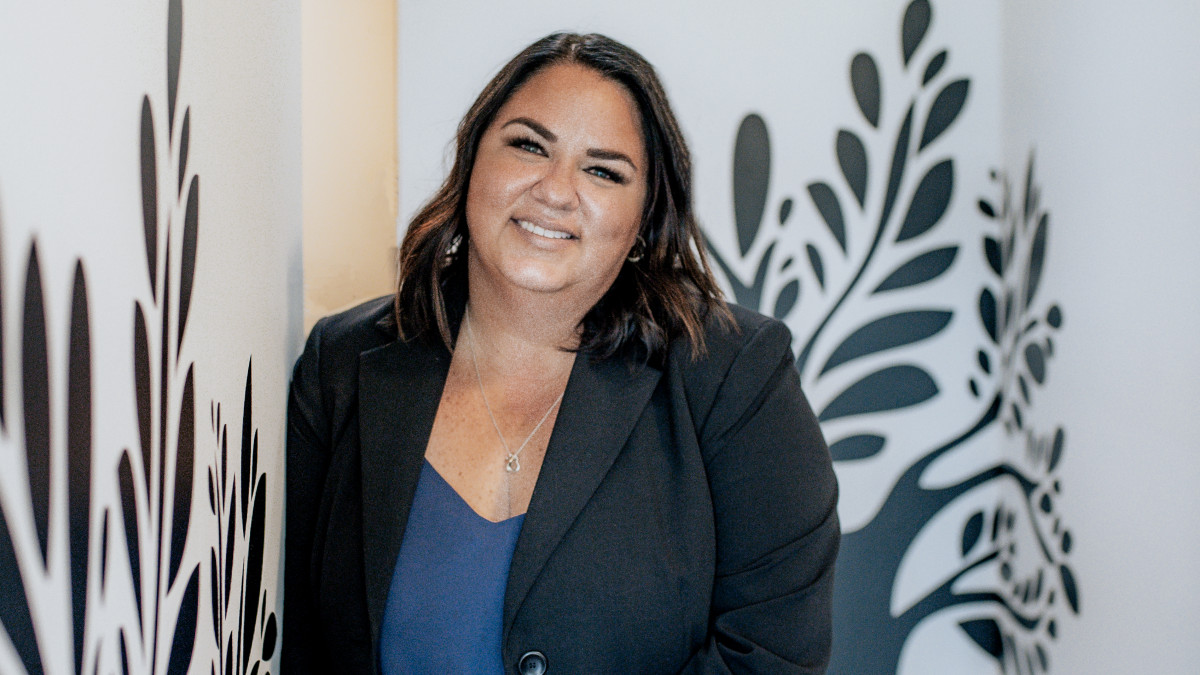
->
xmin=501 ymin=117 xmax=640 ymax=173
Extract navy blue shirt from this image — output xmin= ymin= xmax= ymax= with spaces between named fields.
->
xmin=380 ymin=461 xmax=524 ymax=675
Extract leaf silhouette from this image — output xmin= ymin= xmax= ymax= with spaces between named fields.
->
xmin=836 ymin=130 xmax=868 ymax=208
xmin=178 ymin=107 xmax=190 ymax=194
xmin=118 ymin=451 xmax=143 ymax=622
xmin=828 ymin=434 xmax=885 ymax=461
xmin=820 ymin=310 xmax=951 ymax=375
xmin=23 ymin=243 xmax=51 ymax=564
xmin=1061 ymin=564 xmax=1080 ymax=613
xmin=896 ymin=159 xmax=953 ymax=242
xmin=1 ymin=505 xmax=43 ymax=675
xmin=806 ymin=243 xmax=825 ymax=289
xmin=923 ymin=50 xmax=947 ymax=85
xmin=872 ymin=246 xmax=957 ymax=294
xmin=733 ymin=114 xmax=770 ymax=256
xmin=979 ymin=288 xmax=998 ymax=343
xmin=773 ymin=279 xmax=799 ymax=319
xmin=778 ymin=198 xmax=792 ymax=225
xmin=169 ymin=365 xmax=195 ymax=585
xmin=978 ymin=198 xmax=996 ymax=218
xmin=1047 ymin=304 xmax=1063 ymax=329
xmin=818 ymin=364 xmax=938 ymax=422
xmin=68 ymin=262 xmax=92 ymax=672
xmin=166 ymin=567 xmax=199 ymax=675
xmin=977 ymin=349 xmax=991 ymax=374
xmin=851 ymin=53 xmax=881 ymax=128
xmin=961 ymin=511 xmax=984 ymax=556
xmin=262 ymin=612 xmax=278 ymax=660
xmin=983 ymin=236 xmax=1002 ymax=275
xmin=178 ymin=175 xmax=199 ymax=352
xmin=241 ymin=365 xmax=254 ymax=527
xmin=959 ymin=618 xmax=1003 ymax=658
xmin=1048 ymin=428 xmax=1065 ymax=472
xmin=243 ymin=476 xmax=267 ymax=672
xmin=1024 ymin=343 xmax=1046 ymax=385
xmin=1025 ymin=213 xmax=1048 ymax=307
xmin=223 ymin=490 xmax=235 ymax=611
xmin=919 ymin=79 xmax=969 ymax=151
xmin=807 ymin=182 xmax=846 ymax=253
xmin=134 ymin=302 xmax=152 ymax=490
xmin=140 ymin=96 xmax=158 ymax=299
xmin=167 ymin=0 xmax=183 ymax=134
xmin=210 ymin=548 xmax=220 ymax=641
xmin=902 ymin=0 xmax=931 ymax=66
xmin=100 ymin=509 xmax=110 ymax=589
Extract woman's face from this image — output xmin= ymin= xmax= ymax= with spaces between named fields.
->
xmin=465 ymin=62 xmax=647 ymax=306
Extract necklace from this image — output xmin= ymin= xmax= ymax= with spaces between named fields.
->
xmin=463 ymin=308 xmax=564 ymax=473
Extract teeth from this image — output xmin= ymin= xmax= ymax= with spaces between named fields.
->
xmin=517 ymin=219 xmax=572 ymax=240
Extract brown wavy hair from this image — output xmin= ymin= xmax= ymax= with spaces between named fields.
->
xmin=395 ymin=32 xmax=731 ymax=362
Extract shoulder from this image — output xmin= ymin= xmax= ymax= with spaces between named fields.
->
xmin=666 ymin=302 xmax=797 ymax=430
xmin=293 ymin=295 xmax=396 ymax=396
xmin=670 ymin=302 xmax=794 ymax=380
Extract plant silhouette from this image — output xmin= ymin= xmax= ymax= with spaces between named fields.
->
xmin=208 ymin=363 xmax=278 ymax=675
xmin=114 ymin=1 xmax=202 ymax=672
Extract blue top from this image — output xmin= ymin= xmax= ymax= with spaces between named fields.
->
xmin=380 ymin=460 xmax=525 ymax=675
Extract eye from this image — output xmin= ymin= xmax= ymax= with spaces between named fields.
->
xmin=587 ymin=166 xmax=627 ymax=185
xmin=507 ymin=135 xmax=546 ymax=156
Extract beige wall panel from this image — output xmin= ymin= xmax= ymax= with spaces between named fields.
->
xmin=302 ymin=0 xmax=398 ymax=331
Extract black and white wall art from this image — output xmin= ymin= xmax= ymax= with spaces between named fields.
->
xmin=0 ymin=2 xmax=298 ymax=674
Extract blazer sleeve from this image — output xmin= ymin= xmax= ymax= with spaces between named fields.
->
xmin=281 ymin=318 xmax=333 ymax=674
xmin=679 ymin=318 xmax=840 ymax=674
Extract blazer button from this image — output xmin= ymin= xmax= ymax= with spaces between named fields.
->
xmin=518 ymin=650 xmax=547 ymax=675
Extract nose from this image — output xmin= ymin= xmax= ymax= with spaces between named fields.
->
xmin=530 ymin=159 xmax=579 ymax=211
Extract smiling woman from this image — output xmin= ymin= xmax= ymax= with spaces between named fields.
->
xmin=284 ymin=32 xmax=840 ymax=674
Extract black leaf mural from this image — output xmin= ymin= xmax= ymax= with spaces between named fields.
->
xmin=209 ymin=363 xmax=278 ymax=675
xmin=704 ymin=1 xmax=1078 ymax=672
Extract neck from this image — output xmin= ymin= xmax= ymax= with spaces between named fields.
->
xmin=463 ymin=290 xmax=583 ymax=385
xmin=464 ymin=275 xmax=592 ymax=355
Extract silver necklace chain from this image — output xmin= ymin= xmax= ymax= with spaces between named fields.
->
xmin=463 ymin=308 xmax=564 ymax=473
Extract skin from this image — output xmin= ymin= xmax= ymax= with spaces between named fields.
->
xmin=424 ymin=63 xmax=648 ymax=521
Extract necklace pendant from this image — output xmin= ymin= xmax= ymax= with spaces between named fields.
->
xmin=505 ymin=454 xmax=521 ymax=473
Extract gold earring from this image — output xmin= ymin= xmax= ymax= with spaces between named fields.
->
xmin=627 ymin=234 xmax=646 ymax=263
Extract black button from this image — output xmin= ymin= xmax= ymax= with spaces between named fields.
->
xmin=518 ymin=650 xmax=547 ymax=675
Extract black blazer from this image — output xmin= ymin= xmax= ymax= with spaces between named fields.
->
xmin=282 ymin=296 xmax=839 ymax=674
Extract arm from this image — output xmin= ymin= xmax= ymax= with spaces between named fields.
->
xmin=281 ymin=320 xmax=333 ymax=674
xmin=680 ymin=319 xmax=840 ymax=674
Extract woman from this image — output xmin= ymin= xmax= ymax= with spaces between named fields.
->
xmin=284 ymin=32 xmax=839 ymax=674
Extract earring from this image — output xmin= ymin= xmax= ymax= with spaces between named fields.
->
xmin=445 ymin=234 xmax=463 ymax=257
xmin=627 ymin=234 xmax=646 ymax=263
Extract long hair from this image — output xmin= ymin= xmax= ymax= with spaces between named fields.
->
xmin=395 ymin=32 xmax=731 ymax=362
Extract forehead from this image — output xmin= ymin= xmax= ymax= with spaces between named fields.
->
xmin=495 ymin=63 xmax=644 ymax=145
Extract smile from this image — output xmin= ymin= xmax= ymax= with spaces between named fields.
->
xmin=516 ymin=219 xmax=574 ymax=240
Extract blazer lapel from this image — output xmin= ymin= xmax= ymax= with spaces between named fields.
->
xmin=359 ymin=334 xmax=452 ymax=646
xmin=503 ymin=352 xmax=662 ymax=637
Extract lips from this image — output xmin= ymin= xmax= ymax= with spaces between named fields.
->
xmin=515 ymin=218 xmax=574 ymax=240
